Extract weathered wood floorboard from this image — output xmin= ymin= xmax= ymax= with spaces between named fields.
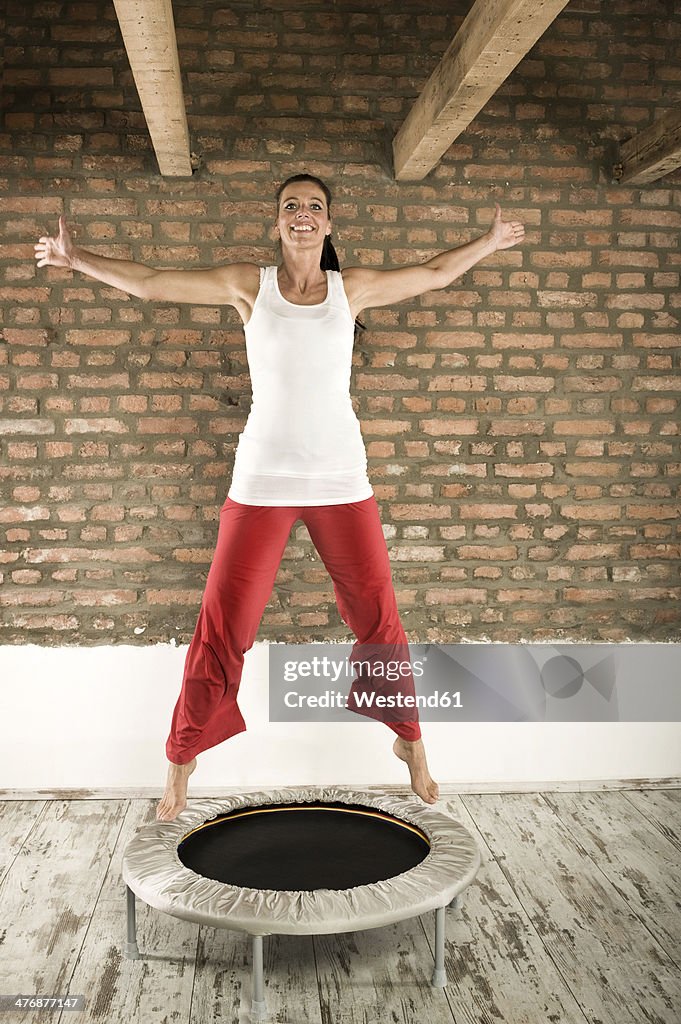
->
xmin=435 ymin=793 xmax=590 ymax=1024
xmin=313 ymin=917 xmax=455 ymax=1024
xmin=0 ymin=790 xmax=679 ymax=1024
xmin=63 ymin=798 xmax=203 ymax=1023
xmin=0 ymin=800 xmax=127 ymax=1024
xmin=544 ymin=791 xmax=681 ymax=960
xmin=461 ymin=792 xmax=681 ymax=1024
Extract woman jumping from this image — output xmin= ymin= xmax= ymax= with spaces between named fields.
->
xmin=35 ymin=175 xmax=525 ymax=821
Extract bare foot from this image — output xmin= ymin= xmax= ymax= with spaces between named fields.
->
xmin=393 ymin=737 xmax=439 ymax=804
xmin=156 ymin=757 xmax=197 ymax=822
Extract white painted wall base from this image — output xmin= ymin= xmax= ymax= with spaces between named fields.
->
xmin=1 ymin=644 xmax=679 ymax=793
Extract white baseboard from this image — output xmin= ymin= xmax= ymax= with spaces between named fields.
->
xmin=1 ymin=778 xmax=680 ymax=800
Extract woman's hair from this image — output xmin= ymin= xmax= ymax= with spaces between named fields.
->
xmin=275 ymin=173 xmax=365 ymax=337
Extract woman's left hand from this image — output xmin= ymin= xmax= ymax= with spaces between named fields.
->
xmin=487 ymin=202 xmax=525 ymax=251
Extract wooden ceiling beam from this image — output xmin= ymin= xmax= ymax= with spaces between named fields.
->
xmin=111 ymin=0 xmax=192 ymax=177
xmin=393 ymin=0 xmax=571 ymax=181
xmin=614 ymin=106 xmax=681 ymax=184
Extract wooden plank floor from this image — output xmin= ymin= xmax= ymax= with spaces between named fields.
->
xmin=0 ymin=788 xmax=679 ymax=1024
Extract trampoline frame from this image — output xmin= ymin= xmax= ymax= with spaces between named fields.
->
xmin=122 ymin=787 xmax=481 ymax=1021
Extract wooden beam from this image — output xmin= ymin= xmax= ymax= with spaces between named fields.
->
xmin=111 ymin=0 xmax=192 ymax=177
xmin=393 ymin=0 xmax=571 ymax=181
xmin=614 ymin=106 xmax=681 ymax=184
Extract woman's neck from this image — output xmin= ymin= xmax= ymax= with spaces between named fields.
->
xmin=278 ymin=250 xmax=326 ymax=296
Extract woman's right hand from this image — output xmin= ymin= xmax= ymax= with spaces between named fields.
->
xmin=34 ymin=215 xmax=76 ymax=268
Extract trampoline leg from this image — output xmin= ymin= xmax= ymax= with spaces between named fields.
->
xmin=250 ymin=934 xmax=267 ymax=1022
xmin=431 ymin=905 xmax=447 ymax=987
xmin=124 ymin=885 xmax=140 ymax=960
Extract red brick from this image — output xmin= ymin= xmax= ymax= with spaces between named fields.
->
xmin=389 ymin=504 xmax=452 ymax=520
xmin=458 ymin=504 xmax=518 ymax=520
xmin=457 ymin=545 xmax=518 ymax=560
xmin=497 ymin=589 xmax=557 ymax=603
xmin=424 ymin=588 xmax=486 ymax=605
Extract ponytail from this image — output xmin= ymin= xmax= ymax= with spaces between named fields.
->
xmin=321 ymin=235 xmax=340 ymax=272
xmin=322 ymin=235 xmax=366 ymax=339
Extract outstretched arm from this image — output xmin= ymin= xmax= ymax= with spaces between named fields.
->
xmin=343 ymin=203 xmax=525 ymax=314
xmin=35 ymin=215 xmax=256 ymax=306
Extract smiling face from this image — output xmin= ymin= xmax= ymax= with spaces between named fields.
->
xmin=275 ymin=180 xmax=332 ymax=253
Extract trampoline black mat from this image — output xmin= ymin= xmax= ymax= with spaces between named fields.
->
xmin=177 ymin=800 xmax=431 ymax=891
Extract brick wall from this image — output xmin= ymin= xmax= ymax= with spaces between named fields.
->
xmin=1 ymin=0 xmax=680 ymax=645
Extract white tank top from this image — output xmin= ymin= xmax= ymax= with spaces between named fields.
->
xmin=227 ymin=265 xmax=375 ymax=506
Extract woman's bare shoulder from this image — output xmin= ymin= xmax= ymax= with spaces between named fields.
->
xmin=340 ymin=265 xmax=371 ymax=301
xmin=220 ymin=262 xmax=262 ymax=302
xmin=217 ymin=263 xmax=265 ymax=324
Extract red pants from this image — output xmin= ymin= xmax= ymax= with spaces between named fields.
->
xmin=166 ymin=494 xmax=421 ymax=764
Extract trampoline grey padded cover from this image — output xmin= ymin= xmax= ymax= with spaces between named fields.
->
xmin=122 ymin=787 xmax=482 ymax=936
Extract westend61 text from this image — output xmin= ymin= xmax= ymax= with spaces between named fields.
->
xmin=283 ymin=690 xmax=463 ymax=709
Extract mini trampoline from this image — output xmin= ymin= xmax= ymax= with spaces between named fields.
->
xmin=122 ymin=787 xmax=481 ymax=1021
